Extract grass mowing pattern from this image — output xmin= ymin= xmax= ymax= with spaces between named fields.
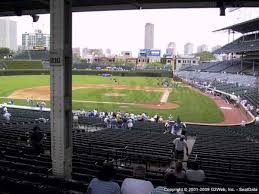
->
xmin=0 ymin=75 xmax=224 ymax=123
xmin=73 ymin=88 xmax=162 ymax=103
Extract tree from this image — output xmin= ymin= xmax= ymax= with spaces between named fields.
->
xmin=196 ymin=51 xmax=216 ymax=62
xmin=147 ymin=62 xmax=164 ymax=67
xmin=0 ymin=48 xmax=11 ymax=58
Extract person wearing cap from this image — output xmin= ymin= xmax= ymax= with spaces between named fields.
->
xmin=173 ymin=135 xmax=189 ymax=161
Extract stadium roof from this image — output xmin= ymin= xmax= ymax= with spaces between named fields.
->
xmin=1 ymin=0 xmax=259 ymax=16
xmin=213 ymin=17 xmax=259 ymax=34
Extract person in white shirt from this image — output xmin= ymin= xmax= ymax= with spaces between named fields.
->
xmin=158 ymin=117 xmax=163 ymax=123
xmin=3 ymin=111 xmax=11 ymax=121
xmin=3 ymin=106 xmax=7 ymax=113
xmin=186 ymin=161 xmax=205 ymax=182
xmin=121 ymin=165 xmax=154 ymax=194
xmin=173 ymin=135 xmax=189 ymax=161
xmin=127 ymin=119 xmax=133 ymax=130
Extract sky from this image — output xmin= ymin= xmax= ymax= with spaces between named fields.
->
xmin=3 ymin=8 xmax=259 ymax=56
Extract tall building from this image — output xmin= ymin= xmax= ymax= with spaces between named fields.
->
xmin=120 ymin=51 xmax=132 ymax=58
xmin=144 ymin=23 xmax=154 ymax=49
xmin=72 ymin=48 xmax=81 ymax=58
xmin=105 ymin=49 xmax=111 ymax=56
xmin=166 ymin=42 xmax=176 ymax=56
xmin=22 ymin=29 xmax=50 ymax=50
xmin=197 ymin=44 xmax=208 ymax=53
xmin=82 ymin=48 xmax=88 ymax=58
xmin=184 ymin=42 xmax=194 ymax=55
xmin=0 ymin=18 xmax=17 ymax=51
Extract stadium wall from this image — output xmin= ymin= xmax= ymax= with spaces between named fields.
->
xmin=0 ymin=69 xmax=171 ymax=77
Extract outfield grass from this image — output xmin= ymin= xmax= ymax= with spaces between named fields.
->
xmin=0 ymin=75 xmax=167 ymax=97
xmin=0 ymin=75 xmax=224 ymax=123
xmin=73 ymin=88 xmax=161 ymax=103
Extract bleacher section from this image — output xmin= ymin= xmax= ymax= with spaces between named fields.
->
xmin=181 ymin=62 xmax=220 ymax=71
xmin=176 ymin=70 xmax=256 ymax=87
xmin=181 ymin=31 xmax=259 ymax=76
xmin=187 ymin=125 xmax=259 ymax=187
xmin=0 ymin=108 xmax=259 ymax=193
xmin=181 ymin=60 xmax=258 ymax=76
xmin=13 ymin=50 xmax=49 ymax=61
xmin=214 ymin=32 xmax=259 ymax=54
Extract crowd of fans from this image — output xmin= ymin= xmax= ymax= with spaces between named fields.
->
xmin=73 ymin=109 xmax=187 ymax=133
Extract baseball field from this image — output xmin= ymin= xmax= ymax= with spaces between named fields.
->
xmin=0 ymin=75 xmax=224 ymax=123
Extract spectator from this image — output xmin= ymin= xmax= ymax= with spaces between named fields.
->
xmin=171 ymin=123 xmax=179 ymax=135
xmin=111 ymin=116 xmax=117 ymax=129
xmin=30 ymin=126 xmax=44 ymax=154
xmin=3 ymin=111 xmax=11 ymax=122
xmin=172 ymin=162 xmax=186 ymax=180
xmin=168 ymin=114 xmax=174 ymax=123
xmin=104 ymin=117 xmax=110 ymax=128
xmin=73 ymin=114 xmax=79 ymax=128
xmin=151 ymin=172 xmax=184 ymax=194
xmin=173 ymin=135 xmax=189 ymax=161
xmin=3 ymin=106 xmax=7 ymax=113
xmin=87 ymin=164 xmax=120 ymax=194
xmin=26 ymin=98 xmax=30 ymax=105
xmin=186 ymin=161 xmax=205 ymax=182
xmin=127 ymin=119 xmax=133 ymax=130
xmin=121 ymin=165 xmax=154 ymax=194
xmin=164 ymin=122 xmax=170 ymax=133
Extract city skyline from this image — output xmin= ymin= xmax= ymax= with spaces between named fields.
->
xmin=1 ymin=8 xmax=259 ymax=56
xmin=0 ymin=18 xmax=17 ymax=51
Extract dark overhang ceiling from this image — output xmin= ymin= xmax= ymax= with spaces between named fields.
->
xmin=1 ymin=0 xmax=259 ymax=16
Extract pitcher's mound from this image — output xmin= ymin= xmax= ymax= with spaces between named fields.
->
xmin=138 ymin=102 xmax=179 ymax=110
xmin=104 ymin=93 xmax=126 ymax=97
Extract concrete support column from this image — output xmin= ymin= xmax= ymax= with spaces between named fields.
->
xmin=231 ymin=53 xmax=233 ymax=65
xmin=253 ymin=60 xmax=255 ymax=73
xmin=50 ymin=0 xmax=72 ymax=178
xmin=241 ymin=53 xmax=243 ymax=71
